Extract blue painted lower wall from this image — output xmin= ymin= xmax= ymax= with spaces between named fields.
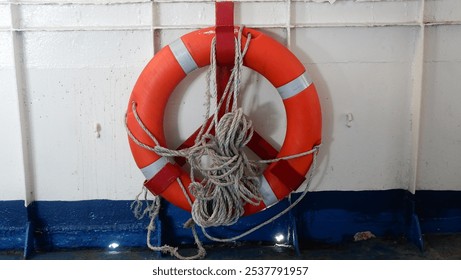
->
xmin=0 ymin=201 xmax=28 ymax=250
xmin=1 ymin=190 xmax=460 ymax=252
xmin=27 ymin=200 xmax=152 ymax=251
xmin=415 ymin=191 xmax=461 ymax=234
xmin=292 ymin=190 xmax=410 ymax=246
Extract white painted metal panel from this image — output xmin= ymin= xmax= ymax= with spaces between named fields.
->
xmin=291 ymin=26 xmax=418 ymax=64
xmin=154 ymin=2 xmax=214 ymax=27
xmin=21 ymin=30 xmax=152 ymax=200
xmin=18 ymin=3 xmax=151 ymax=30
xmin=235 ymin=1 xmax=287 ymax=27
xmin=21 ymin=31 xmax=152 ymax=68
xmin=292 ymin=27 xmax=417 ymax=191
xmin=309 ymin=62 xmax=413 ymax=191
xmin=418 ymin=25 xmax=461 ymax=190
xmin=293 ymin=0 xmax=421 ymax=26
xmin=424 ymin=25 xmax=461 ymax=62
xmin=425 ymin=0 xmax=461 ymax=24
xmin=0 ymin=4 xmax=10 ymax=29
xmin=0 ymin=32 xmax=27 ymax=200
xmin=0 ymin=32 xmax=12 ymax=66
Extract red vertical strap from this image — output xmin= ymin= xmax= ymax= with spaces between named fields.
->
xmin=215 ymin=1 xmax=234 ymax=66
xmin=215 ymin=1 xmax=235 ymax=117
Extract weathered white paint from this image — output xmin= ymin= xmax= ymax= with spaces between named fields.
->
xmin=0 ymin=4 xmax=10 ymax=29
xmin=18 ymin=3 xmax=152 ymax=30
xmin=1 ymin=0 xmax=461 ymax=203
xmin=292 ymin=26 xmax=417 ymax=191
xmin=425 ymin=0 xmax=461 ymax=24
xmin=418 ymin=25 xmax=461 ymax=190
xmin=20 ymin=30 xmax=152 ymax=201
xmin=293 ymin=0 xmax=421 ymax=26
xmin=0 ymin=33 xmax=28 ymax=201
xmin=0 ymin=4 xmax=31 ymax=203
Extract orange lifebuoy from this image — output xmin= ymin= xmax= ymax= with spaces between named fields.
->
xmin=126 ymin=27 xmax=322 ymax=216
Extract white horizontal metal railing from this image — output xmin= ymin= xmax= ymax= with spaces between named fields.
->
xmin=1 ymin=0 xmax=461 ymax=33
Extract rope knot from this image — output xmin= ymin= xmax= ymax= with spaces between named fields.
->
xmin=215 ymin=108 xmax=253 ymax=153
xmin=186 ymin=107 xmax=265 ymax=228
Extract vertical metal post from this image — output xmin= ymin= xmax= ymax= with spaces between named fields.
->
xmin=286 ymin=0 xmax=292 ymax=48
xmin=286 ymin=0 xmax=301 ymax=255
xmin=407 ymin=0 xmax=426 ymax=251
xmin=9 ymin=2 xmax=36 ymax=259
xmin=409 ymin=0 xmax=426 ymax=195
xmin=9 ymin=2 xmax=34 ymax=207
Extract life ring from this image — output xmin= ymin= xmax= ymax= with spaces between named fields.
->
xmin=126 ymin=27 xmax=322 ymax=216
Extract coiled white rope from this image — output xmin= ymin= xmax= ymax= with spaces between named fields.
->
xmin=126 ymin=27 xmax=321 ymax=259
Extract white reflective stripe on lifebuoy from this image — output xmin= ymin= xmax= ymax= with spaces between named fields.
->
xmin=259 ymin=174 xmax=278 ymax=207
xmin=169 ymin=39 xmax=198 ymax=74
xmin=141 ymin=157 xmax=169 ymax=180
xmin=276 ymin=72 xmax=313 ymax=100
